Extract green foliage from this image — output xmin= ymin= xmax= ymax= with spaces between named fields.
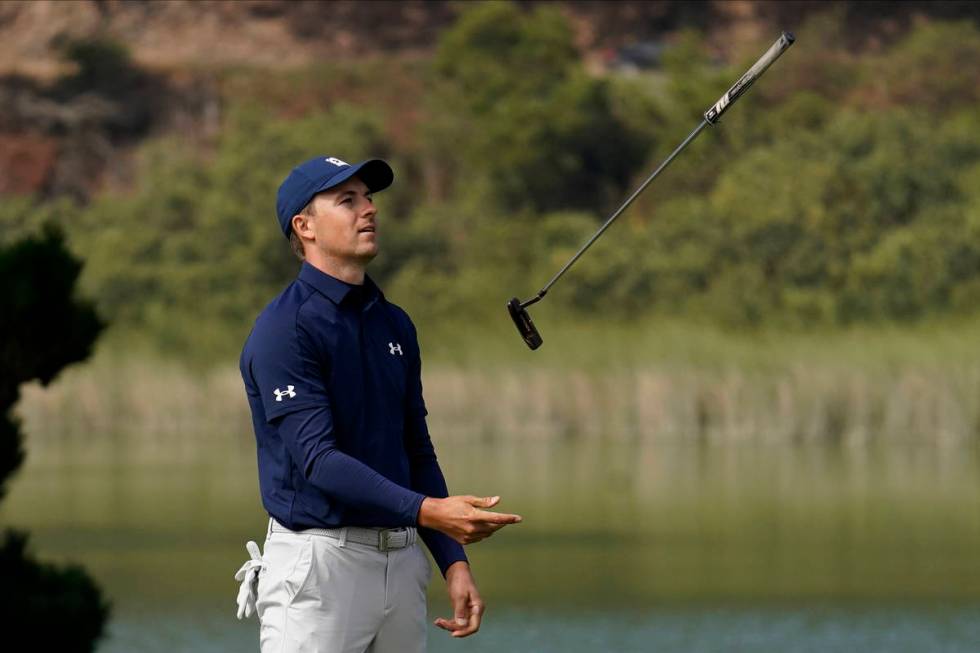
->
xmin=702 ymin=110 xmax=980 ymax=325
xmin=0 ymin=226 xmax=103 ymax=409
xmin=428 ymin=2 xmax=651 ymax=214
xmin=859 ymin=21 xmax=980 ymax=115
xmin=6 ymin=7 xmax=980 ymax=359
xmin=0 ymin=197 xmax=72 ymax=246
xmin=0 ymin=226 xmax=103 ymax=498
xmin=433 ymin=2 xmax=578 ymax=112
xmin=0 ymin=228 xmax=109 ymax=650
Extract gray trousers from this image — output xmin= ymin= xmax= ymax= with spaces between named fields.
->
xmin=256 ymin=521 xmax=432 ymax=653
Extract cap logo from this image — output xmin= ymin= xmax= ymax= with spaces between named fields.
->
xmin=325 ymin=157 xmax=349 ymax=167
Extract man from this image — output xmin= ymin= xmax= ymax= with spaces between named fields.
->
xmin=235 ymin=155 xmax=521 ymax=653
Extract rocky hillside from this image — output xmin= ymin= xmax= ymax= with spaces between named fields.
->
xmin=6 ymin=1 xmax=977 ymax=77
xmin=0 ymin=0 xmax=977 ymax=200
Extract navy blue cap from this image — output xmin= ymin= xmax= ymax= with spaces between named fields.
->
xmin=276 ymin=156 xmax=394 ymax=238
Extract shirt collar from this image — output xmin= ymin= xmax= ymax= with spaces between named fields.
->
xmin=298 ymin=261 xmax=381 ymax=306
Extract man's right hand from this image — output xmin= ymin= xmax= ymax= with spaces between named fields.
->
xmin=418 ymin=495 xmax=522 ymax=544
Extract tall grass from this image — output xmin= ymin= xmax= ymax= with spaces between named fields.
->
xmin=15 ymin=320 xmax=980 ymax=445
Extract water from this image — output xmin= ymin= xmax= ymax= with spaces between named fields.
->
xmin=2 ymin=434 xmax=979 ymax=651
xmin=102 ymin=604 xmax=980 ymax=652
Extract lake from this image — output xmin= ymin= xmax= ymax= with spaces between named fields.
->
xmin=2 ymin=434 xmax=979 ymax=651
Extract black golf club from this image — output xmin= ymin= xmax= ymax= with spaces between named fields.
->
xmin=508 ymin=32 xmax=796 ymax=350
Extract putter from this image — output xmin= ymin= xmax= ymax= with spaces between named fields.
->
xmin=508 ymin=32 xmax=796 ymax=350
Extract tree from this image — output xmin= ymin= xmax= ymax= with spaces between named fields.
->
xmin=426 ymin=1 xmax=650 ymax=215
xmin=0 ymin=226 xmax=110 ymax=652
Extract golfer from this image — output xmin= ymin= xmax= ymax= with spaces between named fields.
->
xmin=235 ymin=156 xmax=521 ymax=653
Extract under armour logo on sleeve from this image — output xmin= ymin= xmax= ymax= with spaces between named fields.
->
xmin=388 ymin=342 xmax=403 ymax=356
xmin=273 ymin=385 xmax=297 ymax=401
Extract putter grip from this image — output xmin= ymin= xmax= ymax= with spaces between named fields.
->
xmin=704 ymin=31 xmax=795 ymax=125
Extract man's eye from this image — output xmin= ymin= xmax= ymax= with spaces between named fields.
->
xmin=341 ymin=197 xmax=353 ymax=204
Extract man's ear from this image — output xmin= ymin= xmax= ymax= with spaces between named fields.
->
xmin=291 ymin=213 xmax=314 ymax=240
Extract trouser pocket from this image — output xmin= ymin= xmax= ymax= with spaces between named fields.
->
xmin=257 ymin=534 xmax=315 ymax=608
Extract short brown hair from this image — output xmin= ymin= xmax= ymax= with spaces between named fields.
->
xmin=288 ymin=200 xmax=318 ymax=261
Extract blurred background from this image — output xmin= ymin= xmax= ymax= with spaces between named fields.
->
xmin=2 ymin=0 xmax=980 ymax=651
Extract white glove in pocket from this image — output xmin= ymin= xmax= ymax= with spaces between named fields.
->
xmin=234 ymin=540 xmax=265 ymax=620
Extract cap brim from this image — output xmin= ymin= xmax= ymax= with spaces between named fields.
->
xmin=312 ymin=159 xmax=394 ymax=196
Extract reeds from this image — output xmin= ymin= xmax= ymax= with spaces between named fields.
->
xmin=419 ymin=365 xmax=980 ymax=444
xmin=15 ymin=323 xmax=980 ymax=446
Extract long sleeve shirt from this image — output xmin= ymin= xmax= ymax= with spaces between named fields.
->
xmin=239 ymin=262 xmax=466 ymax=575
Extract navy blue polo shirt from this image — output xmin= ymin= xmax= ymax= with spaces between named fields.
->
xmin=240 ymin=261 xmax=466 ymax=574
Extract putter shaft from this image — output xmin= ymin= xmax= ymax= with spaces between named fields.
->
xmin=536 ymin=119 xmax=709 ymax=300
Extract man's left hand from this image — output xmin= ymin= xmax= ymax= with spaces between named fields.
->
xmin=434 ymin=561 xmax=485 ymax=638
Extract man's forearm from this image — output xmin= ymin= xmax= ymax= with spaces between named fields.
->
xmin=309 ymin=448 xmax=425 ymax=524
xmin=277 ymin=407 xmax=424 ymax=525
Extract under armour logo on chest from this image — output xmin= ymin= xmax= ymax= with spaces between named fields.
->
xmin=388 ymin=342 xmax=403 ymax=356
xmin=273 ymin=385 xmax=296 ymax=402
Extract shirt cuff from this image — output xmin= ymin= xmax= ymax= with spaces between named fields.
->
xmin=403 ymin=491 xmax=426 ymax=527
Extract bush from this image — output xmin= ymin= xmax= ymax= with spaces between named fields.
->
xmin=0 ymin=227 xmax=109 ymax=651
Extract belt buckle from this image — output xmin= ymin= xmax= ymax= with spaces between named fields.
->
xmin=378 ymin=529 xmax=392 ymax=552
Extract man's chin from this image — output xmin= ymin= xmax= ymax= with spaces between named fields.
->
xmin=355 ymin=248 xmax=379 ymax=264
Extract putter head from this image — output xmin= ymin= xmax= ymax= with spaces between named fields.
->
xmin=507 ymin=298 xmax=543 ymax=350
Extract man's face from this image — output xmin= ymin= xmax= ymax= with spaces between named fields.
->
xmin=303 ymin=176 xmax=379 ymax=264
